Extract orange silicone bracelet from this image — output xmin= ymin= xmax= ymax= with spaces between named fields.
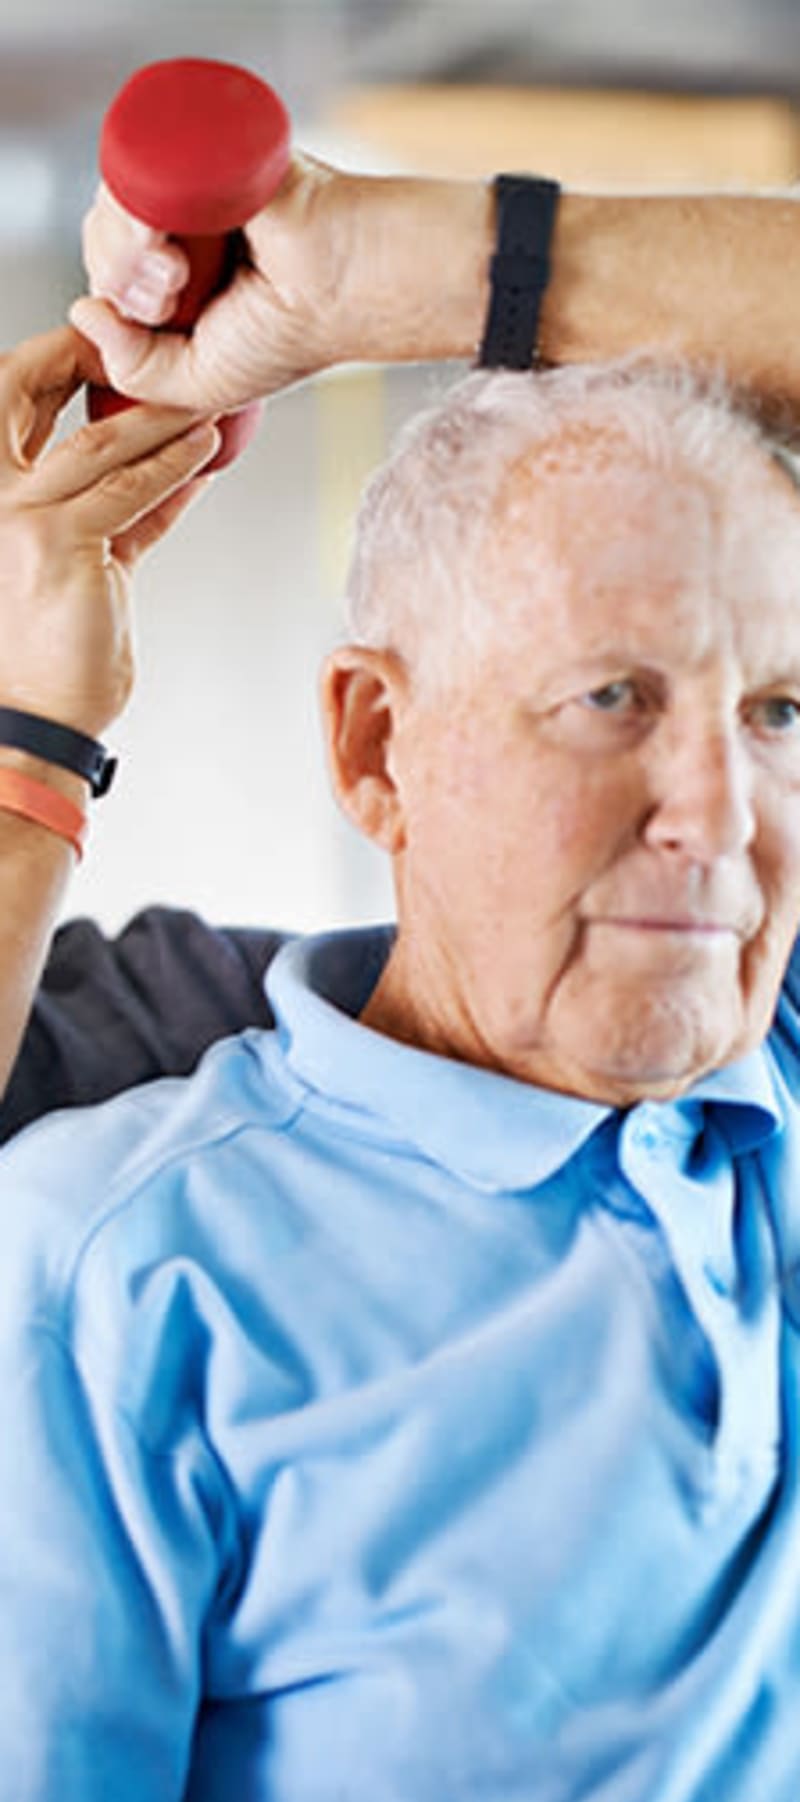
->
xmin=0 ymin=768 xmax=87 ymax=860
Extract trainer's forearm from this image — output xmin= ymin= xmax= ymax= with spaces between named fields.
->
xmin=340 ymin=180 xmax=800 ymax=406
xmin=0 ymin=760 xmax=85 ymax=1097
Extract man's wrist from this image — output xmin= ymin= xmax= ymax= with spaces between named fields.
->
xmin=333 ymin=175 xmax=495 ymax=366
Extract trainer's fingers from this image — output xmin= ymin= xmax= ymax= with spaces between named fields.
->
xmin=67 ymin=419 xmax=220 ymax=540
xmin=20 ymin=349 xmax=107 ymax=467
xmin=21 ymin=399 xmax=213 ymax=507
xmin=0 ymin=324 xmax=106 ymax=470
xmin=111 ymin=473 xmax=213 ymax=570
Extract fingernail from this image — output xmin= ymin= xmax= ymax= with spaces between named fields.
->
xmin=118 ymin=280 xmax=166 ymax=322
xmin=118 ymin=251 xmax=180 ymax=315
xmin=141 ymin=251 xmax=177 ymax=283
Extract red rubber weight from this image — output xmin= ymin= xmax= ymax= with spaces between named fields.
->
xmin=88 ymin=58 xmax=292 ymax=471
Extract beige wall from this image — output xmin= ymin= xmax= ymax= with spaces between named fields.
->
xmin=327 ymin=87 xmax=800 ymax=186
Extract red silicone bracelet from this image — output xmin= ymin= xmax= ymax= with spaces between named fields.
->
xmin=0 ymin=769 xmax=87 ymax=860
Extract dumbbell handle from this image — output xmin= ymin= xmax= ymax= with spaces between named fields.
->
xmin=87 ymin=58 xmax=292 ymax=469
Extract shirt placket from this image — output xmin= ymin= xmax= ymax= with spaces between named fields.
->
xmin=619 ymin=1102 xmax=781 ymax=1515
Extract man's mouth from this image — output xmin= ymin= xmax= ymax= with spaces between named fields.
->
xmin=592 ymin=916 xmax=741 ymax=936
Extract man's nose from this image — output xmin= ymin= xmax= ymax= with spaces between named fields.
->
xmin=643 ymin=729 xmax=756 ymax=861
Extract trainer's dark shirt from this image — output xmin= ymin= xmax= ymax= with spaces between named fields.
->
xmin=0 ymin=908 xmax=287 ymax=1144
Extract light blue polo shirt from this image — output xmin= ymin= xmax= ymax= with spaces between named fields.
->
xmin=1 ymin=924 xmax=800 ymax=1800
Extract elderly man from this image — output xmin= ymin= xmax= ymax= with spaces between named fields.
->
xmin=2 ymin=356 xmax=800 ymax=1802
xmin=7 ymin=160 xmax=800 ymax=1136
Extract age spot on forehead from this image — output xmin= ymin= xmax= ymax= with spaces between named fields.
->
xmin=481 ymin=426 xmax=800 ymax=674
xmin=482 ymin=438 xmax=712 ymax=632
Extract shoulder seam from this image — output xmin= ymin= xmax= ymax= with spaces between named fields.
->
xmin=58 ymin=1089 xmax=307 ymax=1339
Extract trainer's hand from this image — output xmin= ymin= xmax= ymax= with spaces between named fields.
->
xmin=0 ymin=324 xmax=219 ymax=737
xmin=71 ymin=155 xmax=366 ymax=412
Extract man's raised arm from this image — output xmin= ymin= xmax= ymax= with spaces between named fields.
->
xmin=72 ymin=160 xmax=800 ymax=416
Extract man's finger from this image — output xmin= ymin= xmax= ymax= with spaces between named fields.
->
xmin=68 ymin=293 xmax=250 ymax=412
xmin=68 ymin=298 xmax=208 ymax=409
xmin=82 ymin=180 xmax=188 ymax=307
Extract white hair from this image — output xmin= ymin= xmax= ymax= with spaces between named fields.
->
xmin=344 ymin=357 xmax=799 ymax=678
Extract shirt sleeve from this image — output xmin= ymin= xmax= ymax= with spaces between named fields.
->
xmin=0 ymin=906 xmax=287 ymax=1144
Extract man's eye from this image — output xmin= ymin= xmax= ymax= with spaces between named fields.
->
xmin=751 ymin=696 xmax=800 ymax=733
xmin=582 ymin=679 xmax=639 ymax=714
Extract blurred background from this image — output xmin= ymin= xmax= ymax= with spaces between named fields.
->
xmin=3 ymin=0 xmax=800 ymax=935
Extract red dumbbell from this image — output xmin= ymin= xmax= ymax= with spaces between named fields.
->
xmin=88 ymin=57 xmax=291 ymax=470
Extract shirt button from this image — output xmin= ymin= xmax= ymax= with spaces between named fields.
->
xmin=629 ymin=1117 xmax=662 ymax=1153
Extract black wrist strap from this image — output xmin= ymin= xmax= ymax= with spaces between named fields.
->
xmin=0 ymin=707 xmax=117 ymax=797
xmin=478 ymin=174 xmax=561 ymax=371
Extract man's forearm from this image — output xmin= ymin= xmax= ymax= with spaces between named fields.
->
xmin=75 ymin=162 xmax=800 ymax=420
xmin=337 ymin=179 xmax=800 ymax=409
xmin=544 ymin=193 xmax=800 ymax=409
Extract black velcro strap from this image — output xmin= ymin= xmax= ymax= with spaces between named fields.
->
xmin=478 ymin=174 xmax=561 ymax=371
xmin=0 ymin=707 xmax=117 ymax=797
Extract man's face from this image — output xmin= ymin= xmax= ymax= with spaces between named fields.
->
xmin=367 ymin=438 xmax=800 ymax=1104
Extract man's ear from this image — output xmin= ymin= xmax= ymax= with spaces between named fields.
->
xmin=321 ymin=645 xmax=410 ymax=852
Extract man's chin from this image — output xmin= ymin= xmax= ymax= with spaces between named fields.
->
xmin=536 ymin=982 xmax=749 ymax=1105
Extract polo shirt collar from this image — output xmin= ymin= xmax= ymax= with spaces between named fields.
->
xmin=265 ymin=928 xmax=782 ymax=1193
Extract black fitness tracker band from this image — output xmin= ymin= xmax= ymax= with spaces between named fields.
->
xmin=0 ymin=707 xmax=117 ymax=797
xmin=478 ymin=173 xmax=561 ymax=371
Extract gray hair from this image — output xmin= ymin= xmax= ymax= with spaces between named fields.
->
xmin=344 ymin=358 xmax=799 ymax=677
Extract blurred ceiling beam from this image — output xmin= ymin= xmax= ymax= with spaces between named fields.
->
xmin=348 ymin=0 xmax=800 ymax=93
